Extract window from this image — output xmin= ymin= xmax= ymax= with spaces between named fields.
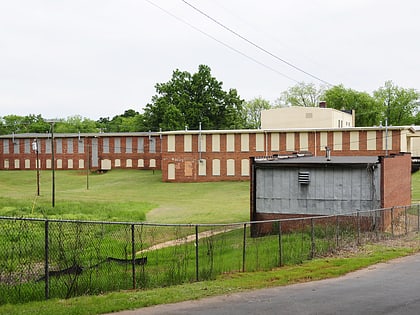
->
xmin=67 ymin=139 xmax=73 ymax=153
xmin=3 ymin=139 xmax=9 ymax=154
xmin=212 ymin=134 xmax=220 ymax=152
xmin=24 ymin=139 xmax=31 ymax=154
xmin=78 ymin=139 xmax=84 ymax=154
xmin=56 ymin=139 xmax=62 ymax=154
xmin=198 ymin=159 xmax=206 ymax=176
xmin=212 ymin=159 xmax=220 ymax=176
xmin=13 ymin=139 xmax=20 ymax=154
xmin=184 ymin=135 xmax=192 ymax=152
xmin=46 ymin=139 xmax=52 ymax=154
xmin=114 ymin=138 xmax=121 ymax=153
xmin=149 ymin=138 xmax=156 ymax=153
xmin=226 ymin=134 xmax=235 ymax=152
xmin=137 ymin=138 xmax=144 ymax=153
xmin=227 ymin=159 xmax=235 ymax=176
xmin=103 ymin=138 xmax=110 ymax=153
xmin=126 ymin=138 xmax=132 ymax=153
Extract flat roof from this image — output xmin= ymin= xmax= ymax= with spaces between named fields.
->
xmin=254 ymin=155 xmax=379 ymax=166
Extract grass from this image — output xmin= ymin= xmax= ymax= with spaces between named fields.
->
xmin=0 ymin=170 xmax=249 ymax=223
xmin=0 ymin=243 xmax=417 ymax=315
xmin=0 ymin=170 xmax=419 ymax=314
xmin=411 ymin=171 xmax=420 ymax=202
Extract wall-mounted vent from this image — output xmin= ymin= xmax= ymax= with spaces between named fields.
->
xmin=298 ymin=171 xmax=310 ymax=184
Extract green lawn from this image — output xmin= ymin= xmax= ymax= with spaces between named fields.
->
xmin=411 ymin=171 xmax=420 ymax=202
xmin=0 ymin=169 xmax=419 ymax=314
xmin=0 ymin=170 xmax=249 ymax=223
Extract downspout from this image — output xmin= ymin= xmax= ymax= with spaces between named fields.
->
xmin=265 ymin=130 xmax=268 ymax=156
xmin=198 ymin=122 xmax=202 ymax=161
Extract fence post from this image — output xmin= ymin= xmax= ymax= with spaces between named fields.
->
xmin=418 ymin=204 xmax=420 ymax=232
xmin=335 ymin=215 xmax=339 ymax=247
xmin=391 ymin=207 xmax=394 ymax=237
xmin=405 ymin=206 xmax=408 ymax=235
xmin=242 ymin=223 xmax=247 ymax=272
xmin=131 ymin=224 xmax=136 ymax=289
xmin=357 ymin=210 xmax=361 ymax=245
xmin=310 ymin=219 xmax=315 ymax=259
xmin=44 ymin=219 xmax=49 ymax=300
xmin=278 ymin=221 xmax=283 ymax=267
xmin=195 ymin=225 xmax=199 ymax=282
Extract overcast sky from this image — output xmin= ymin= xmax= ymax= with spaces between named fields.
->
xmin=1 ymin=0 xmax=419 ymax=120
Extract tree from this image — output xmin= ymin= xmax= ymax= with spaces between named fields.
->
xmin=373 ymin=81 xmax=419 ymax=126
xmin=96 ymin=110 xmax=146 ymax=132
xmin=323 ymin=85 xmax=380 ymax=126
xmin=143 ymin=65 xmax=245 ymax=131
xmin=275 ymin=82 xmax=326 ymax=107
xmin=54 ymin=115 xmax=98 ymax=133
xmin=0 ymin=114 xmax=50 ymax=135
xmin=243 ymin=97 xmax=272 ymax=129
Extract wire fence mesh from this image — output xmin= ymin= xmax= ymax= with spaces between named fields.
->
xmin=0 ymin=205 xmax=419 ymax=304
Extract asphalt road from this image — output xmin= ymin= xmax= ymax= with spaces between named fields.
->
xmin=106 ymin=253 xmax=420 ymax=315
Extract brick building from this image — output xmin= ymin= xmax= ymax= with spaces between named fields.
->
xmin=250 ymin=153 xmax=412 ymax=234
xmin=0 ymin=126 xmax=417 ymax=183
xmin=160 ymin=126 xmax=415 ymax=182
xmin=0 ymin=132 xmax=162 ymax=172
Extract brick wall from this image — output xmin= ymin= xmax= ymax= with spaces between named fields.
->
xmin=161 ymin=129 xmax=405 ymax=182
xmin=0 ymin=128 xmax=411 ymax=182
xmin=0 ymin=134 xmax=161 ymax=171
xmin=380 ymin=153 xmax=412 ymax=208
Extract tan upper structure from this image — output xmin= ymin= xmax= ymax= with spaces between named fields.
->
xmin=261 ymin=107 xmax=355 ymax=129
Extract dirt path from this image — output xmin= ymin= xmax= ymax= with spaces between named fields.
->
xmin=136 ymin=227 xmax=237 ymax=255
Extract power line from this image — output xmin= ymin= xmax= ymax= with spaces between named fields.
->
xmin=144 ymin=0 xmax=299 ymax=83
xmin=181 ymin=0 xmax=334 ymax=86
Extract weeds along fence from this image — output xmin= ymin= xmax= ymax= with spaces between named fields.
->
xmin=1 ymin=205 xmax=419 ymax=304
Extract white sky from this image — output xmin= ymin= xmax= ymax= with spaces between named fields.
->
xmin=1 ymin=0 xmax=419 ymax=120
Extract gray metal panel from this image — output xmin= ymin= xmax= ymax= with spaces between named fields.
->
xmin=255 ymin=164 xmax=381 ymax=215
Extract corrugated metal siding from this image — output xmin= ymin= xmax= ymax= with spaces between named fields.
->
xmin=256 ymin=165 xmax=380 ymax=215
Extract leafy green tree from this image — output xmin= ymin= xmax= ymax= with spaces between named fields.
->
xmin=276 ymin=82 xmax=326 ymax=107
xmin=243 ymin=97 xmax=272 ymax=129
xmin=53 ymin=115 xmax=98 ymax=133
xmin=96 ymin=117 xmax=111 ymax=133
xmin=373 ymin=81 xmax=419 ymax=126
xmin=0 ymin=114 xmax=50 ymax=135
xmin=96 ymin=110 xmax=146 ymax=132
xmin=143 ymin=65 xmax=245 ymax=131
xmin=323 ymin=85 xmax=380 ymax=126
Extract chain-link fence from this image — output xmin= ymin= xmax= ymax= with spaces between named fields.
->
xmin=1 ymin=205 xmax=419 ymax=304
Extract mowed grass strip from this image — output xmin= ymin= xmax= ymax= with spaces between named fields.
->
xmin=0 ymin=170 xmax=249 ymax=223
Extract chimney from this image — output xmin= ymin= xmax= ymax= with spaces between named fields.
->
xmin=319 ymin=101 xmax=327 ymax=108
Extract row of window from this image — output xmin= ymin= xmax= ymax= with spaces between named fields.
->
xmin=168 ymin=131 xmax=394 ymax=153
xmin=1 ymin=137 xmax=157 ymax=154
xmin=167 ymin=158 xmax=250 ymax=180
xmin=2 ymin=158 xmax=157 ymax=170
xmin=1 ymin=131 xmax=395 ymax=156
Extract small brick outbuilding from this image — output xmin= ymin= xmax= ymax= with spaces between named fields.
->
xmin=250 ymin=153 xmax=412 ymax=233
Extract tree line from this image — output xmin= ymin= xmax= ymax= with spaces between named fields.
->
xmin=1 ymin=65 xmax=419 ymax=135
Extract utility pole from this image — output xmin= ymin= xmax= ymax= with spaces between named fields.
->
xmin=46 ymin=120 xmax=58 ymax=207
xmin=86 ymin=137 xmax=90 ymax=190
xmin=32 ymin=139 xmax=40 ymax=196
